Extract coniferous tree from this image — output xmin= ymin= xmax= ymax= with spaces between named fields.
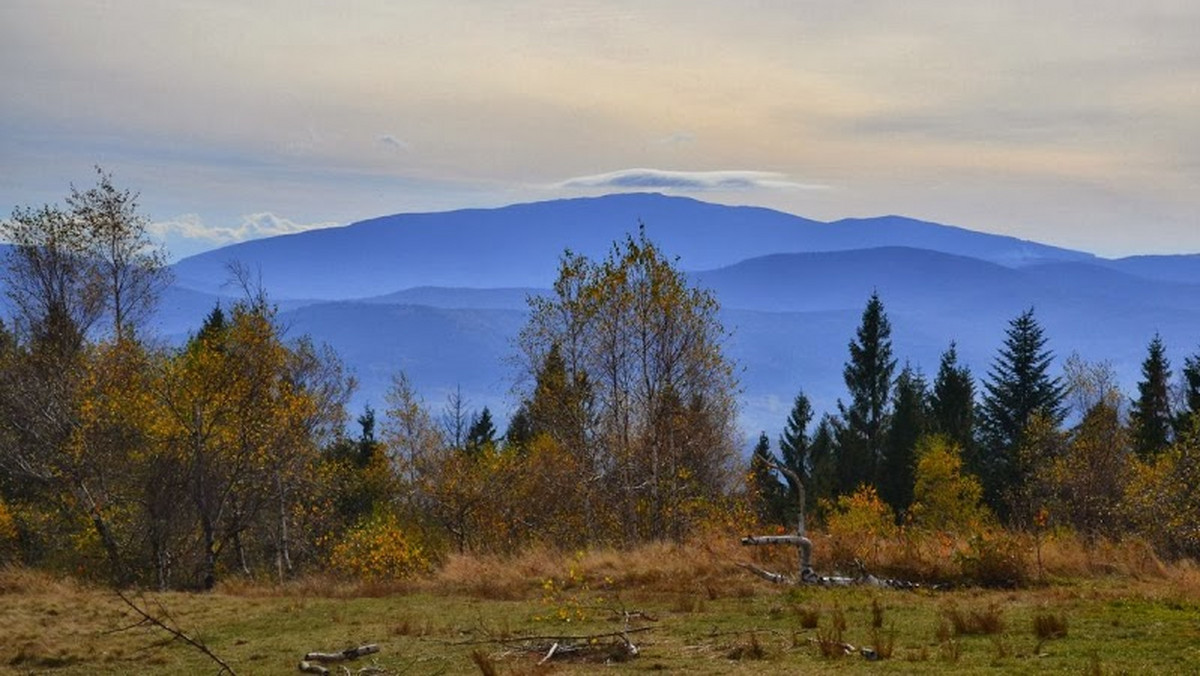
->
xmin=835 ymin=292 xmax=896 ymax=494
xmin=1178 ymin=348 xmax=1200 ymax=434
xmin=749 ymin=432 xmax=788 ymax=525
xmin=930 ymin=342 xmax=976 ymax=455
xmin=777 ymin=392 xmax=813 ymax=511
xmin=356 ymin=404 xmax=380 ymax=467
xmin=466 ymin=407 xmax=497 ymax=453
xmin=503 ymin=403 xmax=535 ymax=450
xmin=807 ymin=415 xmax=838 ymax=511
xmin=880 ymin=364 xmax=927 ymax=514
xmin=978 ymin=307 xmax=1066 ymax=521
xmin=1129 ymin=334 xmax=1173 ymax=457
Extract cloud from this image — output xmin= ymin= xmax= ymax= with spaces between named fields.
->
xmin=377 ymin=134 xmax=410 ymax=151
xmin=559 ymin=169 xmax=828 ymax=192
xmin=149 ymin=212 xmax=338 ymax=246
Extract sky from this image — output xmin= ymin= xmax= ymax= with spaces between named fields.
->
xmin=2 ymin=1 xmax=1198 ymax=260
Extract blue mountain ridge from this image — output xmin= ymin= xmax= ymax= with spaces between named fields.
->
xmin=6 ymin=195 xmax=1200 ymax=442
xmin=168 ymin=193 xmax=1095 ymax=300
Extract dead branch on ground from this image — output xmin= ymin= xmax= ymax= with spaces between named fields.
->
xmin=114 ymin=588 xmax=237 ymax=675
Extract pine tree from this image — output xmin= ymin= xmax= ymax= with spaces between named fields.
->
xmin=1129 ymin=334 xmax=1173 ymax=457
xmin=930 ymin=342 xmax=976 ymax=455
xmin=880 ymin=364 xmax=927 ymax=514
xmin=835 ymin=292 xmax=896 ymax=494
xmin=978 ymin=307 xmax=1066 ymax=521
xmin=777 ymin=392 xmax=813 ymax=511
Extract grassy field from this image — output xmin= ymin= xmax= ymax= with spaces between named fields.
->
xmin=4 ymin=538 xmax=1200 ymax=674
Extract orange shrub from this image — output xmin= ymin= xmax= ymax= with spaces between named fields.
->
xmin=823 ymin=485 xmax=897 ymax=568
xmin=330 ymin=511 xmax=433 ymax=581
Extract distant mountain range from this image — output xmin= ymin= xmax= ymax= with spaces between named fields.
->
xmin=168 ymin=193 xmax=1095 ymax=299
xmin=8 ymin=193 xmax=1200 ymax=442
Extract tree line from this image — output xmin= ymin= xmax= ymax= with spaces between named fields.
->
xmin=750 ymin=291 xmax=1200 ymax=561
xmin=2 ymin=172 xmax=1199 ymax=589
xmin=0 ymin=175 xmax=744 ymax=588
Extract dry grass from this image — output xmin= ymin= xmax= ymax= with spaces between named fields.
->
xmin=1037 ymin=533 xmax=1167 ymax=580
xmin=870 ymin=626 xmax=896 ymax=659
xmin=4 ymin=528 xmax=1200 ymax=673
xmin=0 ymin=565 xmax=79 ymax=595
xmin=431 ymin=536 xmax=749 ymax=601
xmin=804 ymin=528 xmax=1181 ymax=589
xmin=725 ymin=632 xmax=767 ymax=660
xmin=795 ymin=605 xmax=820 ymax=629
xmin=944 ymin=603 xmax=1005 ymax=635
xmin=1033 ymin=609 xmax=1069 ymax=641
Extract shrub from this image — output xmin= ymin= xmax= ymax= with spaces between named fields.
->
xmin=956 ymin=530 xmax=1028 ymax=587
xmin=824 ymin=485 xmax=897 ymax=567
xmin=330 ymin=511 xmax=433 ymax=581
xmin=909 ymin=436 xmax=992 ymax=534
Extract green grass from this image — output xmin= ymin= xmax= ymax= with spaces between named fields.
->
xmin=3 ymin=568 xmax=1200 ymax=674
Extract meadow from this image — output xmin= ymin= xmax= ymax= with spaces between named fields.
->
xmin=4 ymin=531 xmax=1199 ymax=675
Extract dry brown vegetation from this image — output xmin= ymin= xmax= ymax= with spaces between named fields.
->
xmin=4 ymin=528 xmax=1200 ymax=674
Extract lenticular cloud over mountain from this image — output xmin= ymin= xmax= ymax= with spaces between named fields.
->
xmin=559 ymin=169 xmax=828 ymax=192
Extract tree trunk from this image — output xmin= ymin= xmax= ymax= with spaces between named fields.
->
xmin=275 ymin=471 xmax=292 ymax=583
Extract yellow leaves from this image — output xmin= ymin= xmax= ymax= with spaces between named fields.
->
xmin=825 ymin=485 xmax=897 ymax=540
xmin=0 ymin=499 xmax=17 ymax=543
xmin=330 ymin=511 xmax=432 ymax=581
xmin=535 ymin=562 xmax=592 ymax=624
xmin=909 ymin=436 xmax=991 ymax=535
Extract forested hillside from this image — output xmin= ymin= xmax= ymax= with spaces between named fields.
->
xmin=3 ymin=175 xmax=1200 ymax=593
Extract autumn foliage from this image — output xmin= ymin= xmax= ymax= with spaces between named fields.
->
xmin=5 ymin=174 xmax=1200 ymax=592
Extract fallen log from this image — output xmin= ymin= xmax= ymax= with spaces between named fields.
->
xmin=739 ymin=462 xmax=933 ymax=589
xmin=303 ymin=645 xmax=380 ymax=663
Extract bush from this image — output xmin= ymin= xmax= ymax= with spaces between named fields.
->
xmin=909 ymin=436 xmax=992 ymax=534
xmin=330 ymin=511 xmax=433 ymax=581
xmin=823 ymin=485 xmax=897 ymax=568
xmin=956 ymin=530 xmax=1028 ymax=587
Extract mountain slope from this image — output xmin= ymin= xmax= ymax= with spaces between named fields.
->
xmin=1101 ymin=254 xmax=1200 ymax=285
xmin=169 ymin=193 xmax=1094 ymax=300
xmin=270 ymin=245 xmax=1200 ymax=438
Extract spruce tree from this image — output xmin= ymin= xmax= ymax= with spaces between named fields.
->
xmin=1129 ymin=334 xmax=1173 ymax=457
xmin=466 ymin=406 xmax=497 ymax=453
xmin=930 ymin=342 xmax=976 ymax=455
xmin=835 ymin=292 xmax=896 ymax=494
xmin=355 ymin=404 xmax=380 ymax=467
xmin=808 ymin=415 xmax=838 ymax=510
xmin=504 ymin=403 xmax=535 ymax=450
xmin=777 ymin=392 xmax=813 ymax=510
xmin=749 ymin=432 xmax=788 ymax=525
xmin=1178 ymin=348 xmax=1200 ymax=434
xmin=881 ymin=364 xmax=927 ymax=514
xmin=978 ymin=307 xmax=1066 ymax=521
